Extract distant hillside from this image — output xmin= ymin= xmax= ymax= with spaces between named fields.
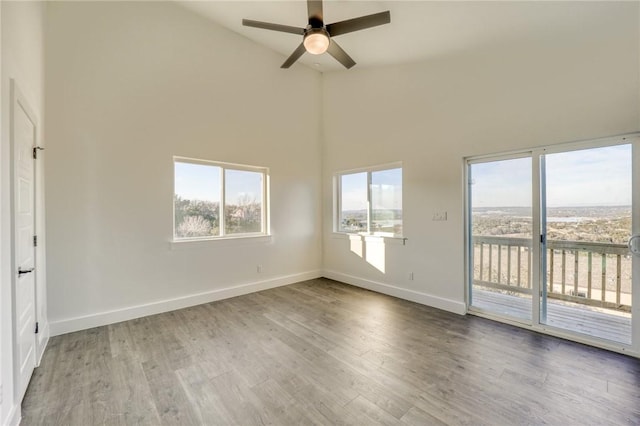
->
xmin=472 ymin=206 xmax=631 ymax=244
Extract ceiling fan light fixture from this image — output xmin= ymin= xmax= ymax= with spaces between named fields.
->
xmin=303 ymin=29 xmax=330 ymax=54
xmin=243 ymin=1 xmax=391 ymax=69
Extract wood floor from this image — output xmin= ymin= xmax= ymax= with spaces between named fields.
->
xmin=22 ymin=278 xmax=640 ymax=425
xmin=473 ymin=288 xmax=632 ymax=344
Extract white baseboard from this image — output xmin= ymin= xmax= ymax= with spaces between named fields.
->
xmin=5 ymin=403 xmax=20 ymax=426
xmin=322 ymin=270 xmax=466 ymax=315
xmin=50 ymin=270 xmax=322 ymax=336
xmin=36 ymin=321 xmax=50 ymax=367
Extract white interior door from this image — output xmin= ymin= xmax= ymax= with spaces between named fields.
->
xmin=13 ymin=84 xmax=37 ymax=400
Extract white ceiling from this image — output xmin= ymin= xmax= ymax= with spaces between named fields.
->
xmin=178 ymin=1 xmax=635 ymax=73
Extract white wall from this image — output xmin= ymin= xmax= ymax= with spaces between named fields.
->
xmin=322 ymin=2 xmax=640 ymax=313
xmin=45 ymin=1 xmax=322 ymax=334
xmin=42 ymin=2 xmax=640 ymax=332
xmin=1 ymin=2 xmax=46 ymax=424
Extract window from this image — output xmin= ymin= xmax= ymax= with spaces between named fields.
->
xmin=336 ymin=164 xmax=402 ymax=236
xmin=173 ymin=157 xmax=268 ymax=240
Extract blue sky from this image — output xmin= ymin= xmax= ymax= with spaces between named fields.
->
xmin=177 ymin=146 xmax=631 ymax=210
xmin=174 ymin=162 xmax=262 ymax=205
xmin=341 ymin=172 xmax=368 ymax=211
xmin=471 ymin=157 xmax=532 ymax=207
xmin=341 ymin=168 xmax=402 ymax=211
xmin=546 ymin=144 xmax=631 ymax=207
xmin=471 ymin=144 xmax=632 ymax=207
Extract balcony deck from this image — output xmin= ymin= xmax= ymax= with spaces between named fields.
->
xmin=472 ymin=288 xmax=631 ymax=345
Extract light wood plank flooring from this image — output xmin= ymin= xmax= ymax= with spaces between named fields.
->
xmin=22 ymin=278 xmax=640 ymax=425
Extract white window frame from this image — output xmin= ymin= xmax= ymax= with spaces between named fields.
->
xmin=334 ymin=161 xmax=403 ymax=237
xmin=173 ymin=156 xmax=269 ymax=242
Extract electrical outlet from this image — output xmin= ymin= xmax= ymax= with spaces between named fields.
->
xmin=408 ymin=272 xmax=414 ymax=281
xmin=257 ymin=265 xmax=262 ymax=273
xmin=432 ymin=211 xmax=447 ymax=221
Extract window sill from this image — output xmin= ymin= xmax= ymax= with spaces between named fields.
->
xmin=170 ymin=234 xmax=272 ymax=250
xmin=331 ymin=232 xmax=407 ymax=245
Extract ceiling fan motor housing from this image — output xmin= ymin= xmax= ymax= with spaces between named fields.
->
xmin=308 ymin=16 xmax=323 ymax=29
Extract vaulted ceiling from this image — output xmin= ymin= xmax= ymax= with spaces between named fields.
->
xmin=177 ymin=1 xmax=634 ymax=72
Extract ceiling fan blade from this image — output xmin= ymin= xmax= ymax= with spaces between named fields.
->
xmin=281 ymin=43 xmax=307 ymax=68
xmin=326 ymin=11 xmax=390 ymax=37
xmin=307 ymin=0 xmax=323 ymax=26
xmin=326 ymin=40 xmax=356 ymax=69
xmin=242 ymin=19 xmax=305 ymax=35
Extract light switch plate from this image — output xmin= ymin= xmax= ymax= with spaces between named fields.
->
xmin=433 ymin=212 xmax=447 ymax=221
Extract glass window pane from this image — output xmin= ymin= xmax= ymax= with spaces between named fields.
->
xmin=469 ymin=157 xmax=533 ymax=322
xmin=371 ymin=168 xmax=403 ymax=235
xmin=224 ymin=169 xmax=263 ymax=234
xmin=174 ymin=161 xmax=220 ymax=238
xmin=543 ymin=144 xmax=632 ymax=344
xmin=340 ymin=172 xmax=368 ymax=233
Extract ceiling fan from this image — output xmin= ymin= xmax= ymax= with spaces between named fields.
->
xmin=242 ymin=0 xmax=391 ymax=69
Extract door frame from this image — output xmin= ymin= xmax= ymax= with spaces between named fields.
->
xmin=465 ymin=132 xmax=640 ymax=358
xmin=465 ymin=151 xmax=536 ymax=325
xmin=10 ymin=80 xmax=43 ymax=400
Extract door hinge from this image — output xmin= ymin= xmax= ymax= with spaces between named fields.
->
xmin=33 ymin=235 xmax=38 ymax=247
xmin=540 ymin=234 xmax=546 ymax=244
xmin=32 ymin=146 xmax=44 ymax=159
xmin=35 ymin=322 xmax=39 ymax=334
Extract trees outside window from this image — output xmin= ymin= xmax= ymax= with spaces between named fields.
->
xmin=174 ymin=158 xmax=267 ymax=240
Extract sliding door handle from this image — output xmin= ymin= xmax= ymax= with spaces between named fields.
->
xmin=628 ymin=235 xmax=640 ymax=256
xmin=17 ymin=267 xmax=34 ymax=276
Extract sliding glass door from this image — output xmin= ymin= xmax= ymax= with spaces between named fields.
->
xmin=541 ymin=144 xmax=633 ymax=345
xmin=468 ymin=156 xmax=533 ymax=322
xmin=467 ymin=136 xmax=639 ymax=351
